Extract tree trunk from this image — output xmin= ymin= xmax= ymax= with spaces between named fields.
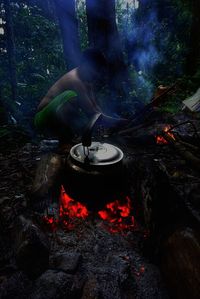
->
xmin=28 ymin=0 xmax=56 ymax=20
xmin=3 ymin=0 xmax=17 ymax=104
xmin=86 ymin=0 xmax=129 ymax=103
xmin=0 ymin=91 xmax=8 ymax=125
xmin=54 ymin=0 xmax=81 ymax=70
xmin=185 ymin=0 xmax=200 ymax=75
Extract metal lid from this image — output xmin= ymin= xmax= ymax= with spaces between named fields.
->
xmin=70 ymin=142 xmax=124 ymax=166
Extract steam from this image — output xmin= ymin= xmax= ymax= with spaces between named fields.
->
xmin=120 ymin=5 xmax=163 ymax=102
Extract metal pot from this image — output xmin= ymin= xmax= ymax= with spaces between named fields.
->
xmin=63 ymin=113 xmax=128 ymax=210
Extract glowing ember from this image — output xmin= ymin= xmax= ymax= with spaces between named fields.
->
xmin=43 ymin=216 xmax=58 ymax=231
xmin=43 ymin=186 xmax=89 ymax=230
xmin=156 ymin=125 xmax=175 ymax=144
xmin=156 ymin=136 xmax=168 ymax=144
xmin=59 ymin=186 xmax=89 ymax=219
xmin=43 ymin=187 xmax=135 ymax=233
xmin=98 ymin=196 xmax=135 ymax=233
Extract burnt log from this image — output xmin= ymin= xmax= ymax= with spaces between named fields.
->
xmin=161 ymin=228 xmax=200 ymax=299
xmin=30 ymin=153 xmax=63 ymax=211
xmin=163 ymin=133 xmax=200 ymax=172
xmin=132 ymin=158 xmax=174 ymax=231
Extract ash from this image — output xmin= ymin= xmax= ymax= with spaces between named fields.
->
xmin=43 ymin=216 xmax=168 ymax=299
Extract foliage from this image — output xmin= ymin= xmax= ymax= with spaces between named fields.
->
xmin=1 ymin=0 xmax=200 ymax=128
xmin=1 ymin=1 xmax=66 ymax=124
xmin=116 ymin=0 xmax=194 ymax=104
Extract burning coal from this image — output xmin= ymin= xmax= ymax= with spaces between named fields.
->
xmin=43 ymin=186 xmax=89 ymax=230
xmin=43 ymin=186 xmax=135 ymax=233
xmin=156 ymin=125 xmax=175 ymax=145
xmin=98 ymin=196 xmax=135 ymax=233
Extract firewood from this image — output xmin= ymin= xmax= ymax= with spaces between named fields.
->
xmin=161 ymin=228 xmax=200 ymax=299
xmin=31 ymin=153 xmax=63 ymax=204
xmin=175 ymin=135 xmax=200 ymax=153
xmin=118 ymin=121 xmax=153 ymax=136
xmin=121 ymin=83 xmax=178 ymax=132
xmin=163 ymin=133 xmax=200 ymax=172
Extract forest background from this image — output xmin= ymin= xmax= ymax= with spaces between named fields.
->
xmin=0 ymin=0 xmax=200 ymax=136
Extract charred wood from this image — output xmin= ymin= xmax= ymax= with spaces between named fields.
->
xmin=30 ymin=153 xmax=63 ymax=212
xmin=161 ymin=228 xmax=200 ymax=299
xmin=162 ymin=133 xmax=200 ymax=172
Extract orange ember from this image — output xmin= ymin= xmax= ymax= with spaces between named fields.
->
xmin=60 ymin=186 xmax=89 ymax=219
xmin=43 ymin=187 xmax=135 ymax=233
xmin=43 ymin=186 xmax=89 ymax=230
xmin=156 ymin=125 xmax=175 ymax=144
xmin=98 ymin=196 xmax=135 ymax=233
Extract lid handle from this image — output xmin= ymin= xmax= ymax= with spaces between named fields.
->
xmin=81 ymin=113 xmax=102 ymax=147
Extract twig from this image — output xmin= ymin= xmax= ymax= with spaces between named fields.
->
xmin=162 ymin=132 xmax=200 ymax=172
xmin=167 ymin=121 xmax=200 ymax=142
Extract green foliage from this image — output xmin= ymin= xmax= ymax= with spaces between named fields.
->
xmin=1 ymin=0 xmax=200 ymax=126
xmin=1 ymin=1 xmax=66 ymax=123
xmin=116 ymin=0 xmax=195 ymax=105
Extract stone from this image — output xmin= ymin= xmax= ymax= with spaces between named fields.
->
xmin=30 ymin=270 xmax=74 ymax=299
xmin=15 ymin=217 xmax=49 ymax=279
xmin=53 ymin=252 xmax=82 ymax=274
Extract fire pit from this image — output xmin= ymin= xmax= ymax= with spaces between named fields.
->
xmin=43 ymin=185 xmax=135 ymax=234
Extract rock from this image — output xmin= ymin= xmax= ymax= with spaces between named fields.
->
xmin=30 ymin=270 xmax=74 ymax=299
xmin=106 ymin=254 xmax=130 ymax=285
xmin=53 ymin=252 xmax=82 ymax=274
xmin=161 ymin=228 xmax=200 ymax=299
xmin=15 ymin=216 xmax=49 ymax=279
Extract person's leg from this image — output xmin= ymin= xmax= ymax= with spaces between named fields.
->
xmin=34 ymin=90 xmax=78 ymax=143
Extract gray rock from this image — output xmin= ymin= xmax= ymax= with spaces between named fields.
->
xmin=53 ymin=252 xmax=82 ymax=274
xmin=15 ymin=217 xmax=49 ymax=279
xmin=30 ymin=270 xmax=74 ymax=299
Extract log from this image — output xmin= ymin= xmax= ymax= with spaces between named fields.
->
xmin=161 ymin=228 xmax=200 ymax=299
xmin=163 ymin=133 xmax=200 ymax=172
xmin=30 ymin=153 xmax=63 ymax=211
xmin=176 ymin=138 xmax=200 ymax=153
xmin=118 ymin=83 xmax=178 ymax=133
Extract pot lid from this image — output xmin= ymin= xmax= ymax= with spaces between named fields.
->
xmin=70 ymin=142 xmax=124 ymax=166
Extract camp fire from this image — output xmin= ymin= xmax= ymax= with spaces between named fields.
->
xmin=156 ymin=125 xmax=176 ymax=144
xmin=43 ymin=186 xmax=135 ymax=233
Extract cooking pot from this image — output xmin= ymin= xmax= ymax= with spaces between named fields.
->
xmin=63 ymin=113 xmax=128 ymax=210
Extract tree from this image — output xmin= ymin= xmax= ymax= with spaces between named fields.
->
xmin=3 ymin=0 xmax=17 ymax=104
xmin=86 ymin=0 xmax=129 ymax=100
xmin=185 ymin=0 xmax=200 ymax=75
xmin=54 ymin=0 xmax=81 ymax=70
